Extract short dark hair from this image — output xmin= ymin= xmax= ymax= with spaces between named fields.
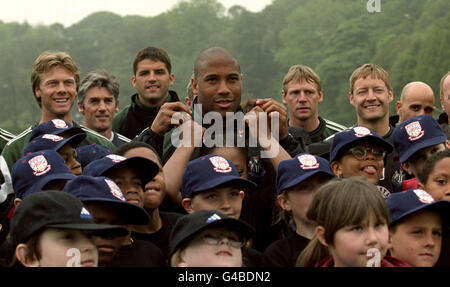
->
xmin=418 ymin=149 xmax=450 ymax=184
xmin=114 ymin=141 xmax=162 ymax=165
xmin=133 ymin=47 xmax=172 ymax=75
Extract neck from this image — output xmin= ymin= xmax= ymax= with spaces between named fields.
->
xmin=40 ymin=112 xmax=73 ymax=125
xmin=131 ymin=208 xmax=162 ymax=234
xmin=357 ymin=117 xmax=390 ymax=137
xmin=295 ymin=219 xmax=315 ymax=239
xmin=289 ymin=115 xmax=320 ymax=133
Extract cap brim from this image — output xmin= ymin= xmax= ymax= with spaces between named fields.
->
xmin=20 ymin=173 xmax=76 ymax=199
xmin=47 ymin=222 xmax=129 ymax=237
xmin=80 ymin=198 xmax=150 ymax=225
xmin=102 ymin=157 xmax=159 ymax=185
xmin=399 ymin=135 xmax=447 ymax=163
xmin=278 ymin=170 xmax=334 ymax=194
xmin=55 ymin=127 xmax=85 ymax=138
xmin=58 ymin=133 xmax=86 ymax=150
xmin=390 ymin=200 xmax=450 ymax=226
xmin=331 ymin=136 xmax=393 ymax=163
xmin=186 ymin=176 xmax=256 ymax=198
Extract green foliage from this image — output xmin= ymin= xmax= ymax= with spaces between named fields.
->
xmin=0 ymin=0 xmax=449 ymax=134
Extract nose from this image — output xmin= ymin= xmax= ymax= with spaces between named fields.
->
xmin=123 ymin=183 xmax=139 ymax=195
xmin=97 ymin=100 xmax=107 ymax=111
xmin=148 ymin=71 xmax=157 ymax=81
xmin=56 ymin=82 xmax=67 ymax=94
xmin=366 ymin=89 xmax=377 ymax=101
xmin=364 ymin=149 xmax=376 ymax=161
xmin=365 ymin=227 xmax=378 ymax=246
xmin=217 ymin=79 xmax=231 ymax=96
xmin=297 ymin=91 xmax=308 ymax=102
xmin=218 ymin=237 xmax=231 ymax=246
xmin=424 ymin=231 xmax=435 ymax=248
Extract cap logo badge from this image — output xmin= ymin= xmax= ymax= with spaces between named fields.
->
xmin=353 ymin=126 xmax=372 ymax=137
xmin=28 ymin=155 xmax=51 ymax=176
xmin=52 ymin=119 xmax=68 ymax=129
xmin=377 ymin=185 xmax=391 ymax=199
xmin=104 ymin=179 xmax=126 ymax=201
xmin=80 ymin=207 xmax=92 ymax=220
xmin=206 ymin=213 xmax=222 ymax=223
xmin=298 ymin=154 xmax=319 ymax=169
xmin=42 ymin=134 xmax=64 ymax=142
xmin=209 ymin=156 xmax=232 ymax=173
xmin=413 ymin=189 xmax=434 ymax=204
xmin=106 ymin=154 xmax=126 ymax=163
xmin=405 ymin=121 xmax=424 ymax=141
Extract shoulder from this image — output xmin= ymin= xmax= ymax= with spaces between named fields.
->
xmin=0 ymin=129 xmax=15 ymax=142
xmin=78 ymin=125 xmax=116 ymax=149
xmin=323 ymin=118 xmax=348 ymax=133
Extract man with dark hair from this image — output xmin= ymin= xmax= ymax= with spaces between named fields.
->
xmin=112 ymin=46 xmax=183 ymax=140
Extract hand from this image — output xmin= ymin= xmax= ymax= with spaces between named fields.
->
xmin=254 ymin=98 xmax=288 ymax=140
xmin=151 ymin=102 xmax=192 ymax=136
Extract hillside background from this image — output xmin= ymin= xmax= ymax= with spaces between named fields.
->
xmin=0 ymin=0 xmax=449 ymax=134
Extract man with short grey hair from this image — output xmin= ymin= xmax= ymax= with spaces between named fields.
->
xmin=77 ymin=70 xmax=130 ymax=147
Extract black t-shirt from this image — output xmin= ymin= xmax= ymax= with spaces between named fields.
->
xmin=242 ymin=246 xmax=263 ymax=267
xmin=262 ymin=230 xmax=310 ymax=267
xmin=106 ymin=238 xmax=165 ymax=267
xmin=435 ymin=230 xmax=450 ymax=267
xmin=131 ymin=211 xmax=182 ymax=262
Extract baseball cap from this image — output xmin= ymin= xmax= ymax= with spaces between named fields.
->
xmin=12 ymin=150 xmax=76 ymax=199
xmin=30 ymin=119 xmax=84 ymax=141
xmin=168 ymin=210 xmax=255 ymax=258
xmin=62 ymin=175 xmax=150 ymax=225
xmin=10 ymin=190 xmax=129 ymax=246
xmin=387 ymin=188 xmax=450 ymax=226
xmin=23 ymin=133 xmax=86 ymax=156
xmin=181 ymin=154 xmax=256 ymax=199
xmin=276 ymin=153 xmax=335 ymax=194
xmin=329 ymin=126 xmax=393 ymax=163
xmin=393 ymin=115 xmax=447 ymax=163
xmin=83 ymin=154 xmax=158 ymax=186
xmin=76 ymin=144 xmax=112 ymax=169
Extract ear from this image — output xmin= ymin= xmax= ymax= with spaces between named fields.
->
xmin=417 ymin=181 xmax=426 ymax=190
xmin=169 ymin=73 xmax=175 ymax=86
xmin=445 ymin=140 xmax=450 ymax=149
xmin=395 ymin=100 xmax=401 ymax=115
xmin=387 ymin=229 xmax=395 ymax=251
xmin=181 ymin=198 xmax=194 ymax=214
xmin=131 ymin=75 xmax=136 ymax=88
xmin=239 ymin=190 xmax=245 ymax=200
xmin=318 ymin=91 xmax=324 ymax=103
xmin=281 ymin=90 xmax=287 ymax=104
xmin=14 ymin=198 xmax=22 ymax=208
xmin=277 ymin=194 xmax=292 ymax=212
xmin=401 ymin=162 xmax=413 ymax=177
xmin=16 ymin=244 xmax=40 ymax=267
xmin=77 ymin=102 xmax=84 ymax=114
xmin=348 ymin=92 xmax=354 ymax=106
xmin=191 ymin=78 xmax=198 ymax=97
xmin=315 ymin=225 xmax=328 ymax=247
xmin=115 ymin=100 xmax=119 ymax=113
xmin=388 ymin=89 xmax=394 ymax=103
xmin=330 ymin=161 xmax=342 ymax=178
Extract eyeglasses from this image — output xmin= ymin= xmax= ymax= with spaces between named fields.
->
xmin=347 ymin=146 xmax=386 ymax=160
xmin=200 ymin=234 xmax=246 ymax=248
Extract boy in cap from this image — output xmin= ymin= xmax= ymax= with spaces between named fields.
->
xmin=387 ymin=188 xmax=450 ymax=267
xmin=329 ymin=126 xmax=393 ymax=197
xmin=393 ymin=114 xmax=449 ymax=190
xmin=63 ymin=175 xmax=165 ymax=267
xmin=9 ymin=190 xmax=128 ymax=267
xmin=169 ymin=210 xmax=254 ymax=267
xmin=263 ymin=154 xmax=335 ymax=267
xmin=23 ymin=132 xmax=85 ymax=176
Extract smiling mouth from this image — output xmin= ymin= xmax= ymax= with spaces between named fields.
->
xmin=54 ymin=98 xmax=69 ymax=103
xmin=364 ymin=104 xmax=381 ymax=110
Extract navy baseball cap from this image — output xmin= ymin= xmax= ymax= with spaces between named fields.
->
xmin=181 ymin=154 xmax=256 ymax=199
xmin=76 ymin=144 xmax=112 ymax=169
xmin=12 ymin=150 xmax=75 ymax=199
xmin=393 ymin=115 xmax=447 ymax=163
xmin=23 ymin=133 xmax=86 ymax=156
xmin=10 ymin=190 xmax=129 ymax=246
xmin=387 ymin=188 xmax=450 ymax=226
xmin=276 ymin=153 xmax=335 ymax=194
xmin=168 ymin=210 xmax=255 ymax=258
xmin=329 ymin=126 xmax=393 ymax=163
xmin=83 ymin=154 xmax=158 ymax=186
xmin=30 ymin=119 xmax=84 ymax=141
xmin=62 ymin=175 xmax=150 ymax=225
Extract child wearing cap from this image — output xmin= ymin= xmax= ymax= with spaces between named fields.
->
xmin=168 ymin=210 xmax=254 ymax=267
xmin=63 ymin=175 xmax=165 ymax=267
xmin=9 ymin=190 xmax=128 ymax=267
xmin=393 ymin=115 xmax=449 ymax=190
xmin=297 ymin=177 xmax=409 ymax=267
xmin=386 ymin=189 xmax=450 ymax=267
xmin=262 ymin=154 xmax=335 ymax=267
xmin=114 ymin=141 xmax=183 ymax=261
xmin=329 ymin=126 xmax=393 ymax=198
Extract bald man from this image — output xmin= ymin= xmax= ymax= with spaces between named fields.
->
xmin=438 ymin=72 xmax=450 ymax=125
xmin=395 ymin=81 xmax=435 ymax=124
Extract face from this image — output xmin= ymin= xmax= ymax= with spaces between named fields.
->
xmin=187 ymin=186 xmax=244 ymax=219
xmin=34 ymin=228 xmax=98 ymax=267
xmin=331 ymin=143 xmax=385 ymax=185
xmin=193 ymin=56 xmax=242 ymax=117
xmin=403 ymin=143 xmax=446 ymax=179
xmin=389 ymin=210 xmax=442 ymax=267
xmin=326 ymin=212 xmax=389 ymax=267
xmin=421 ymin=157 xmax=450 ymax=201
xmin=440 ymin=76 xmax=450 ymax=119
xmin=211 ymin=147 xmax=248 ymax=179
xmin=282 ymin=80 xmax=323 ymax=123
xmin=78 ymin=86 xmax=119 ymax=134
xmin=58 ymin=144 xmax=82 ymax=176
xmin=84 ymin=203 xmax=128 ymax=266
xmin=105 ymin=167 xmax=144 ymax=208
xmin=123 ymin=147 xmax=165 ymax=210
xmin=132 ymin=59 xmax=174 ymax=107
xmin=396 ymin=85 xmax=435 ymax=123
xmin=35 ymin=66 xmax=77 ymax=120
xmin=178 ymin=227 xmax=243 ymax=267
xmin=349 ymin=76 xmax=393 ymax=124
